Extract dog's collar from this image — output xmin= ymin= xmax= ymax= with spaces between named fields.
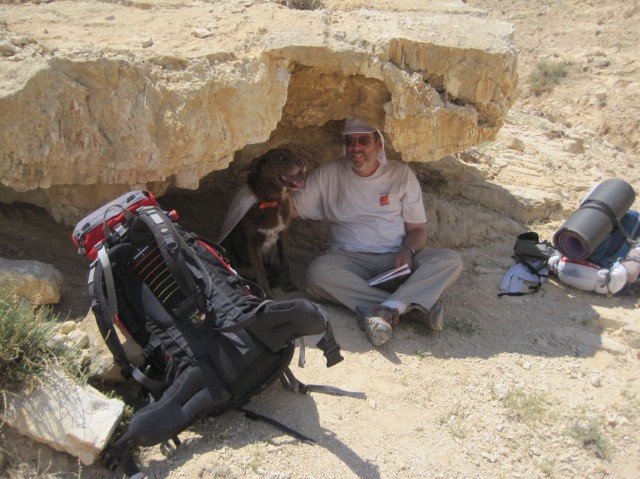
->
xmin=258 ymin=200 xmax=279 ymax=209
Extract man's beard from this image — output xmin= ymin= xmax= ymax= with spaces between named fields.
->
xmin=349 ymin=154 xmax=375 ymax=172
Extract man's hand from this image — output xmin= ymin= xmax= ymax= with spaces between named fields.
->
xmin=395 ymin=247 xmax=414 ymax=269
xmin=395 ymin=221 xmax=427 ymax=268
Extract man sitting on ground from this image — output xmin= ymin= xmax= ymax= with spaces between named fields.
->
xmin=291 ymin=117 xmax=463 ymax=347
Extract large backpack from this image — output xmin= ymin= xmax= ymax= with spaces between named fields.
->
xmin=72 ymin=191 xmax=357 ymax=478
xmin=548 ymin=210 xmax=640 ymax=294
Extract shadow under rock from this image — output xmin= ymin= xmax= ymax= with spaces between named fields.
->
xmin=0 ymin=201 xmax=91 ymax=320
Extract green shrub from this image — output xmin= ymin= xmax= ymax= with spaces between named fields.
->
xmin=568 ymin=416 xmax=611 ymax=459
xmin=527 ymin=61 xmax=570 ymax=96
xmin=447 ymin=316 xmax=477 ymax=336
xmin=503 ymin=388 xmax=548 ymax=424
xmin=276 ymin=0 xmax=324 ymax=10
xmin=0 ymin=289 xmax=81 ymax=399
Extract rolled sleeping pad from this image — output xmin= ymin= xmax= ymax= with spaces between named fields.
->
xmin=553 ymin=178 xmax=636 ymax=261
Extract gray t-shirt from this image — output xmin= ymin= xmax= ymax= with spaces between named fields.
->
xmin=292 ymin=159 xmax=427 ymax=253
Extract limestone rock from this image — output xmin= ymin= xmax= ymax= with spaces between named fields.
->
xmin=599 ymin=336 xmax=629 ymax=356
xmin=77 ymin=309 xmax=145 ymax=382
xmin=66 ymin=328 xmax=90 ymax=349
xmin=1 ymin=370 xmax=125 ymax=465
xmin=0 ymin=39 xmax=17 ymax=56
xmin=0 ymin=0 xmax=517 ymax=224
xmin=508 ymin=137 xmax=526 ymax=152
xmin=461 ymin=182 xmax=563 ymax=224
xmin=0 ymin=258 xmax=63 ymax=305
xmin=57 ymin=320 xmax=76 ymax=334
xmin=564 ymin=138 xmax=585 ymax=154
xmin=426 ymin=194 xmax=522 ymax=248
xmin=595 ymin=90 xmax=607 ymax=102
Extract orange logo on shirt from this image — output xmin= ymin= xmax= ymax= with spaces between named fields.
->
xmin=379 ymin=194 xmax=390 ymax=206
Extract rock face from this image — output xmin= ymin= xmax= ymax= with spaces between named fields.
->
xmin=0 ymin=0 xmax=517 ymax=224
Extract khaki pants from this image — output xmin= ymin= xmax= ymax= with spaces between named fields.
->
xmin=306 ymin=248 xmax=463 ymax=313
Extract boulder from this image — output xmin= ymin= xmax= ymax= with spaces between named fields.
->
xmin=0 ymin=258 xmax=63 ymax=305
xmin=1 ymin=370 xmax=125 ymax=466
xmin=0 ymin=0 xmax=517 ymax=224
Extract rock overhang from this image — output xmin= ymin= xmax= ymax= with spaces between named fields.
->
xmin=0 ymin=0 xmax=517 ymax=224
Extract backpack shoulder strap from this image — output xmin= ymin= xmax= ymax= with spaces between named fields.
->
xmin=582 ymin=199 xmax=637 ymax=246
xmin=88 ymin=255 xmax=165 ymax=391
xmin=239 ymin=407 xmax=316 ymax=444
xmin=88 ymin=258 xmax=129 ymax=371
xmin=132 ymin=207 xmax=266 ymax=329
xmin=279 ymin=367 xmax=366 ymax=399
xmin=133 ymin=207 xmax=212 ymax=310
xmin=622 ymin=211 xmax=640 ymax=245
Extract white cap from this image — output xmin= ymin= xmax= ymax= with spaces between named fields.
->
xmin=342 ymin=117 xmax=377 ymax=135
xmin=341 ymin=117 xmax=388 ymax=165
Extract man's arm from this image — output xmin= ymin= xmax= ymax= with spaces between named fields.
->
xmin=395 ymin=222 xmax=428 ymax=268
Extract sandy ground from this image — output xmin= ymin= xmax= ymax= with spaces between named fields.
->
xmin=1 ymin=1 xmax=640 ymax=478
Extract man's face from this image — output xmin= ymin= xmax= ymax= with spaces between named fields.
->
xmin=345 ymin=133 xmax=382 ymax=176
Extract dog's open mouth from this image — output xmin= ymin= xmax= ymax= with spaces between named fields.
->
xmin=279 ymin=173 xmax=306 ymax=190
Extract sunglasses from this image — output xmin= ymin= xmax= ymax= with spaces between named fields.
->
xmin=344 ymin=135 xmax=375 ymax=147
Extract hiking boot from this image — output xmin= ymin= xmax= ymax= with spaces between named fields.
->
xmin=426 ymin=302 xmax=444 ymax=331
xmin=405 ymin=302 xmax=444 ymax=332
xmin=355 ymin=305 xmax=398 ymax=347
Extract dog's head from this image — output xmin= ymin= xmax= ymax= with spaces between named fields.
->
xmin=247 ymin=148 xmax=306 ymax=194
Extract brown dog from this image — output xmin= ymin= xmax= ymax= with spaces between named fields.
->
xmin=223 ymin=148 xmax=306 ymax=297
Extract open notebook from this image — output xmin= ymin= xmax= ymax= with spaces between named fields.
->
xmin=367 ymin=264 xmax=411 ymax=287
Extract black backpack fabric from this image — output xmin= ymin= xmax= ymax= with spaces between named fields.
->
xmin=512 ymin=231 xmax=556 ymax=264
xmin=83 ymin=204 xmax=351 ymax=478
